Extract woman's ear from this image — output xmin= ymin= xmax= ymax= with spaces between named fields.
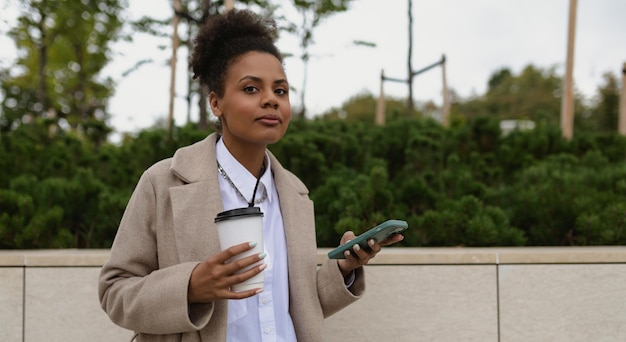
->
xmin=209 ymin=92 xmax=221 ymax=117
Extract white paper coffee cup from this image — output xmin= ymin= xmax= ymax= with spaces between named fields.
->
xmin=214 ymin=207 xmax=265 ymax=292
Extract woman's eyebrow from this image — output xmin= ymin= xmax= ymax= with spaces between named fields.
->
xmin=238 ymin=75 xmax=288 ymax=86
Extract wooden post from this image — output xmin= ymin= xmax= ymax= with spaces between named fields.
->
xmin=376 ymin=69 xmax=386 ymax=126
xmin=441 ymin=54 xmax=450 ymax=127
xmin=224 ymin=0 xmax=234 ymax=11
xmin=619 ymin=62 xmax=626 ymax=136
xmin=560 ymin=0 xmax=577 ymax=140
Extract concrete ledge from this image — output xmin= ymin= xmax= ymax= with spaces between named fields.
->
xmin=318 ymin=246 xmax=626 ymax=265
xmin=4 ymin=246 xmax=626 ymax=267
xmin=2 ymin=247 xmax=626 ymax=342
xmin=0 ymin=249 xmax=111 ymax=267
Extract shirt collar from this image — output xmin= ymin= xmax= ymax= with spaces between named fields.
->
xmin=215 ymin=137 xmax=274 ymax=204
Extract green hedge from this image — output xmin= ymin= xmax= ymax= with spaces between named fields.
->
xmin=2 ymin=117 xmax=626 ymax=248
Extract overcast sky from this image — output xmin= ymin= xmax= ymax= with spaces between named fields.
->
xmin=2 ymin=0 xmax=626 ymax=136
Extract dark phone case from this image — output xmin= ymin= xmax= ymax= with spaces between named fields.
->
xmin=327 ymin=219 xmax=408 ymax=259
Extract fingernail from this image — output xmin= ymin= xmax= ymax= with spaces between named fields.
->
xmin=344 ymin=251 xmax=350 ymax=258
xmin=354 ymin=244 xmax=361 ymax=252
xmin=258 ymin=253 xmax=267 ymax=259
xmin=369 ymin=239 xmax=375 ymax=246
xmin=249 ymin=242 xmax=257 ymax=247
xmin=255 ymin=289 xmax=264 ymax=294
xmin=259 ymin=264 xmax=267 ymax=271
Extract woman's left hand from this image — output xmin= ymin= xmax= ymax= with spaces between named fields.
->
xmin=336 ymin=230 xmax=404 ymax=278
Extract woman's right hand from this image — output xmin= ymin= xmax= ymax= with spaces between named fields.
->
xmin=187 ymin=242 xmax=266 ymax=303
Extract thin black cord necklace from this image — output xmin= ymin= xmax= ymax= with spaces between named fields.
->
xmin=217 ymin=161 xmax=267 ymax=207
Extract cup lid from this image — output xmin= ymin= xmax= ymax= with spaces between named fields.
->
xmin=214 ymin=207 xmax=264 ymax=223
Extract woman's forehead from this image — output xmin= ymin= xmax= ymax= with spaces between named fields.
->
xmin=227 ymin=51 xmax=286 ymax=80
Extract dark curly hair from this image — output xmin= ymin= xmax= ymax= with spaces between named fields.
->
xmin=190 ymin=9 xmax=283 ymax=97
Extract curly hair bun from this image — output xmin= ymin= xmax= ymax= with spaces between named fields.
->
xmin=191 ymin=9 xmax=282 ymax=95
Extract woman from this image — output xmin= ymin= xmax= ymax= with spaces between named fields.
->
xmin=99 ymin=9 xmax=403 ymax=342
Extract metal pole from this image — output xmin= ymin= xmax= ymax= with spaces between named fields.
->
xmin=619 ymin=62 xmax=626 ymax=136
xmin=560 ymin=0 xmax=577 ymax=140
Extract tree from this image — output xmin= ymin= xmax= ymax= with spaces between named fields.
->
xmin=588 ymin=72 xmax=621 ymax=132
xmin=132 ymin=0 xmax=277 ymax=132
xmin=290 ymin=0 xmax=353 ymax=119
xmin=320 ymin=92 xmax=412 ymax=123
xmin=455 ymin=65 xmax=586 ymax=127
xmin=0 ymin=0 xmax=127 ymax=144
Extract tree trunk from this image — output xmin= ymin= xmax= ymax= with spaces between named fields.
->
xmin=168 ymin=0 xmax=183 ymax=139
xmin=196 ymin=0 xmax=212 ymax=129
xmin=407 ymin=0 xmax=414 ymax=115
xmin=299 ymin=53 xmax=309 ymax=119
xmin=619 ymin=63 xmax=626 ymax=136
xmin=198 ymin=87 xmax=208 ymax=130
xmin=36 ymin=7 xmax=48 ymax=117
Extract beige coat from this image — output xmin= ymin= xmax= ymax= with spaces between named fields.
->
xmin=99 ymin=133 xmax=364 ymax=341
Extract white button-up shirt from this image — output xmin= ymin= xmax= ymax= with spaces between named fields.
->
xmin=216 ymin=138 xmax=297 ymax=342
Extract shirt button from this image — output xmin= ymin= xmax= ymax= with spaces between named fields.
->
xmin=262 ymin=297 xmax=269 ymax=304
xmin=264 ymin=327 xmax=271 ymax=334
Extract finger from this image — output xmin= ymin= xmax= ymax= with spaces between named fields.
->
xmin=214 ymin=242 xmax=258 ymax=264
xmin=366 ymin=238 xmax=382 ymax=254
xmin=351 ymin=243 xmax=371 ymax=262
xmin=224 ymin=263 xmax=267 ymax=298
xmin=380 ymin=234 xmax=404 ymax=247
xmin=222 ymin=252 xmax=267 ymax=276
xmin=339 ymin=251 xmax=360 ymax=272
xmin=224 ymin=287 xmax=263 ymax=300
xmin=341 ymin=231 xmax=356 ymax=245
xmin=228 ymin=262 xmax=266 ymax=285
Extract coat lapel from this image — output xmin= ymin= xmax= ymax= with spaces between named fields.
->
xmin=269 ymin=152 xmax=320 ymax=338
xmin=269 ymin=152 xmax=317 ymax=279
xmin=170 ymin=134 xmax=224 ymax=263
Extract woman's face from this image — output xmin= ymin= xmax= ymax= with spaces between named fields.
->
xmin=210 ymin=51 xmax=291 ymax=151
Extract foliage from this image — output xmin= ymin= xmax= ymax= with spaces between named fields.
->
xmin=454 ymin=65 xmax=586 ymax=127
xmin=586 ymin=72 xmax=621 ymax=132
xmin=0 ymin=123 xmax=204 ymax=248
xmin=0 ymin=0 xmax=126 ymax=145
xmin=320 ymin=92 xmax=411 ymax=123
xmin=0 ymin=2 xmax=623 ymax=249
xmin=3 ymin=113 xmax=626 ymax=249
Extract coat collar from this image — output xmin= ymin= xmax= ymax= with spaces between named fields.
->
xmin=170 ymin=133 xmax=219 ymax=183
xmin=169 ymin=132 xmax=309 ymax=196
xmin=168 ymin=133 xmax=311 ymax=264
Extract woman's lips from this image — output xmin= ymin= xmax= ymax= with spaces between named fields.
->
xmin=257 ymin=114 xmax=281 ymax=125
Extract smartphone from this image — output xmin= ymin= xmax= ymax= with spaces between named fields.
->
xmin=327 ymin=219 xmax=408 ymax=259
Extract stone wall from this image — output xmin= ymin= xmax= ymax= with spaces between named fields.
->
xmin=1 ymin=247 xmax=625 ymax=342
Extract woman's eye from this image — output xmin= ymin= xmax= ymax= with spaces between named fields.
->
xmin=275 ymin=88 xmax=287 ymax=96
xmin=243 ymin=86 xmax=258 ymax=93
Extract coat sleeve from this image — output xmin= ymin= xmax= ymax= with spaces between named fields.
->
xmin=98 ymin=170 xmax=214 ymax=334
xmin=316 ymin=258 xmax=365 ymax=318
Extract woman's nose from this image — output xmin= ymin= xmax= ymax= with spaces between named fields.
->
xmin=263 ymin=94 xmax=278 ymax=109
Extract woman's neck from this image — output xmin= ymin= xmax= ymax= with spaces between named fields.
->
xmin=221 ymin=137 xmax=266 ymax=177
